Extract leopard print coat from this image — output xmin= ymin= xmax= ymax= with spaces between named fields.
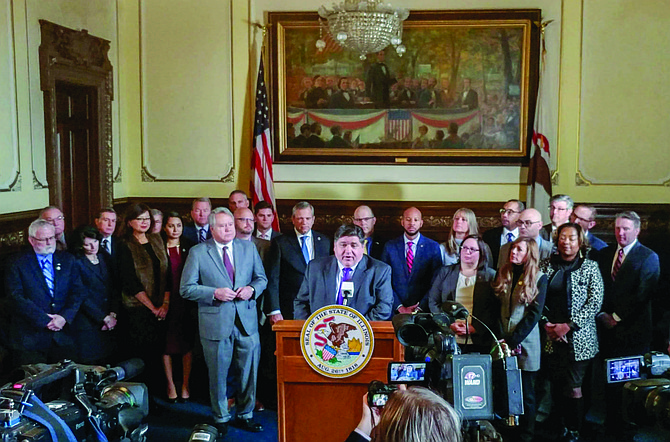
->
xmin=539 ymin=257 xmax=604 ymax=361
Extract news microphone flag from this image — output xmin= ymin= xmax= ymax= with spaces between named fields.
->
xmin=251 ymin=57 xmax=280 ymax=231
xmin=526 ymin=21 xmax=553 ymax=221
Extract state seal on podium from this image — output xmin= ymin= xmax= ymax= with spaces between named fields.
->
xmin=300 ymin=305 xmax=374 ymax=378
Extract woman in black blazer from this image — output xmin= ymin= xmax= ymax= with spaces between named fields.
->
xmin=427 ymin=234 xmax=496 ymax=352
xmin=71 ymin=225 xmax=119 ymax=365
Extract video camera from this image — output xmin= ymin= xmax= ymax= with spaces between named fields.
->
xmin=0 ymin=359 xmax=149 ymax=442
xmin=607 ymin=352 xmax=670 ymax=431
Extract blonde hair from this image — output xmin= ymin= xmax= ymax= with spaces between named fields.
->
xmin=444 ymin=208 xmax=479 ymax=256
xmin=372 ymin=387 xmax=462 ymax=442
xmin=492 ymin=237 xmax=541 ymax=304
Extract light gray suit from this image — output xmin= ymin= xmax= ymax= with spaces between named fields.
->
xmin=498 ymin=236 xmax=552 ymax=270
xmin=293 ymin=255 xmax=393 ymax=321
xmin=180 ymin=238 xmax=267 ymax=423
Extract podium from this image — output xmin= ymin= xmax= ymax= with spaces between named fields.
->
xmin=273 ymin=320 xmax=404 ymax=442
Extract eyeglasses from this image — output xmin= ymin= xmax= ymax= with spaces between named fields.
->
xmin=44 ymin=216 xmax=65 ymax=222
xmin=571 ymin=214 xmax=592 ymax=224
xmin=353 ymin=216 xmax=375 ymax=222
xmin=135 ymin=217 xmax=151 ymax=222
xmin=518 ymin=220 xmax=541 ymax=227
xmin=461 ymin=246 xmax=480 ymax=254
xmin=499 ymin=209 xmax=520 ymax=215
xmin=550 ymin=206 xmax=569 ymax=212
xmin=32 ymin=235 xmax=56 ymax=243
xmin=235 ymin=218 xmax=254 ymax=223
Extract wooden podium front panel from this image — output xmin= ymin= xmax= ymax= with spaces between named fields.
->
xmin=274 ymin=320 xmax=403 ymax=442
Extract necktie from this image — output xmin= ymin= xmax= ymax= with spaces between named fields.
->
xmin=41 ymin=257 xmax=54 ymax=297
xmin=612 ymin=248 xmax=625 ymax=281
xmin=222 ymin=246 xmax=235 ymax=284
xmin=506 ymin=232 xmax=514 ymax=243
xmin=407 ymin=241 xmax=414 ymax=273
xmin=301 ymin=236 xmax=310 ymax=264
xmin=337 ymin=267 xmax=353 ymax=305
xmin=199 ymin=228 xmax=206 ymax=243
xmin=102 ymin=238 xmax=111 ymax=254
xmin=363 ymin=238 xmax=369 ymax=255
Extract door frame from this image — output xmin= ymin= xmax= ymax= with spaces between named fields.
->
xmin=39 ymin=20 xmax=114 ymax=211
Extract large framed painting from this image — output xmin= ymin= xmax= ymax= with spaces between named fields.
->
xmin=267 ymin=9 xmax=541 ymax=164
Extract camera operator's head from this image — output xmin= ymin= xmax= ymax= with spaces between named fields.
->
xmin=374 ymin=387 xmax=461 ymax=442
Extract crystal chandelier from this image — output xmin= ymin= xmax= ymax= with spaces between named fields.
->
xmin=317 ymin=0 xmax=409 ymax=60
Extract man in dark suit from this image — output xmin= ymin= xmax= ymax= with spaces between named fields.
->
xmin=499 ymin=208 xmax=553 ymax=269
xmin=307 ymin=123 xmax=325 ymax=148
xmin=597 ymin=211 xmax=660 ymax=432
xmin=329 ymin=77 xmax=355 ymax=109
xmin=326 ymin=125 xmax=349 ymax=148
xmin=183 ymin=197 xmax=213 ymax=244
xmin=597 ymin=211 xmax=660 ymax=357
xmin=266 ymin=201 xmax=331 ymax=322
xmin=380 ymin=207 xmax=442 ymax=314
xmin=353 ymin=205 xmax=385 ymax=259
xmin=294 ymin=224 xmax=392 ymax=321
xmin=5 ymin=219 xmax=86 ymax=366
xmin=570 ymin=204 xmax=608 ymax=257
xmin=456 ymin=78 xmax=479 ymax=110
xmin=254 ymin=200 xmax=280 ymax=241
xmin=180 ymin=207 xmax=267 ymax=435
xmin=235 ymin=208 xmax=270 ymax=263
xmin=541 ymin=194 xmax=573 ymax=242
xmin=229 ymin=190 xmax=250 ymax=213
xmin=483 ymin=199 xmax=524 ymax=268
xmin=366 ymin=50 xmax=396 ymax=109
xmin=39 ymin=206 xmax=69 ymax=251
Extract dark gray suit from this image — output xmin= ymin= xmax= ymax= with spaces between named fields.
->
xmin=293 ymin=255 xmax=393 ymax=321
xmin=180 ymin=238 xmax=267 ymax=423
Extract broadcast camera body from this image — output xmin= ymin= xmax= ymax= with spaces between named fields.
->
xmin=607 ymin=352 xmax=670 ymax=433
xmin=0 ymin=359 xmax=149 ymax=442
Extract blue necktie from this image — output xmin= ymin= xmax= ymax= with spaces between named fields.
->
xmin=199 ymin=228 xmax=206 ymax=243
xmin=41 ymin=257 xmax=54 ymax=297
xmin=506 ymin=232 xmax=514 ymax=243
xmin=301 ymin=236 xmax=310 ymax=264
xmin=337 ymin=267 xmax=353 ymax=305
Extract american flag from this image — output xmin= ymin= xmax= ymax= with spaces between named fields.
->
xmin=251 ymin=57 xmax=280 ymax=231
xmin=386 ymin=110 xmax=412 ymax=141
xmin=321 ymin=345 xmax=337 ymax=362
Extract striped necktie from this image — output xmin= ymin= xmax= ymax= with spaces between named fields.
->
xmin=506 ymin=232 xmax=514 ymax=243
xmin=199 ymin=228 xmax=206 ymax=243
xmin=41 ymin=257 xmax=54 ymax=297
xmin=406 ymin=241 xmax=414 ymax=273
xmin=612 ymin=249 xmax=624 ymax=281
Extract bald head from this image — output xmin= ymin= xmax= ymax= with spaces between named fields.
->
xmin=353 ymin=205 xmax=376 ymax=237
xmin=234 ymin=207 xmax=255 ymax=238
xmin=518 ymin=208 xmax=543 ymax=239
xmin=401 ymin=207 xmax=423 ymax=239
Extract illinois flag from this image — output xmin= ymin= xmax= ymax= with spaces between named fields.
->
xmin=526 ymin=24 xmax=553 ymax=220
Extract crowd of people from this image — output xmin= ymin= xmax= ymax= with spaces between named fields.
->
xmin=3 ymin=191 xmax=665 ymax=441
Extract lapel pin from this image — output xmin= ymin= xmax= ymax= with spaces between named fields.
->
xmin=55 ymin=263 xmax=61 ymax=271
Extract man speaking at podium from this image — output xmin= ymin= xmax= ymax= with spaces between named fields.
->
xmin=294 ymin=224 xmax=393 ymax=321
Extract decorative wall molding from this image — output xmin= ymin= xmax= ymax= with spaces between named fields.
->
xmin=114 ymin=167 xmax=122 ymax=183
xmin=39 ymin=19 xmax=114 ymax=212
xmin=32 ymin=170 xmax=47 ymax=189
xmin=0 ymin=171 xmax=21 ymax=192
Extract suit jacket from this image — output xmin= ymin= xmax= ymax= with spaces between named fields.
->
xmin=251 ymin=236 xmax=271 ymax=264
xmin=329 ymin=90 xmax=355 ymax=109
xmin=540 ymin=224 xmax=553 ymax=242
xmin=294 ymin=255 xmax=393 ymax=321
xmin=99 ymin=236 xmax=121 ymax=282
xmin=365 ymin=234 xmax=386 ymax=260
xmin=587 ymin=232 xmax=608 ymax=251
xmin=344 ymin=431 xmax=369 ymax=442
xmin=5 ymin=250 xmax=86 ymax=351
xmin=457 ymin=89 xmax=479 ymax=110
xmin=366 ymin=62 xmax=394 ymax=108
xmin=180 ymin=238 xmax=267 ymax=340
xmin=380 ymin=234 xmax=443 ymax=312
xmin=427 ymin=265 xmax=497 ymax=348
xmin=266 ymin=230 xmax=331 ymax=319
xmin=499 ymin=237 xmax=552 ymax=269
xmin=483 ymin=226 xmax=504 ymax=269
xmin=183 ymin=224 xmax=211 ymax=245
xmin=598 ymin=241 xmax=660 ymax=356
xmin=254 ymin=228 xmax=281 ymax=241
xmin=72 ymin=253 xmax=118 ymax=331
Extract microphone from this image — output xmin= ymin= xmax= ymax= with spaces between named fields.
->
xmin=341 ymin=281 xmax=354 ymax=307
xmin=441 ymin=301 xmax=507 ymax=358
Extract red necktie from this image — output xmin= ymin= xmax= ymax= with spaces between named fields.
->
xmin=407 ymin=241 xmax=414 ymax=273
xmin=611 ymin=248 xmax=624 ymax=281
